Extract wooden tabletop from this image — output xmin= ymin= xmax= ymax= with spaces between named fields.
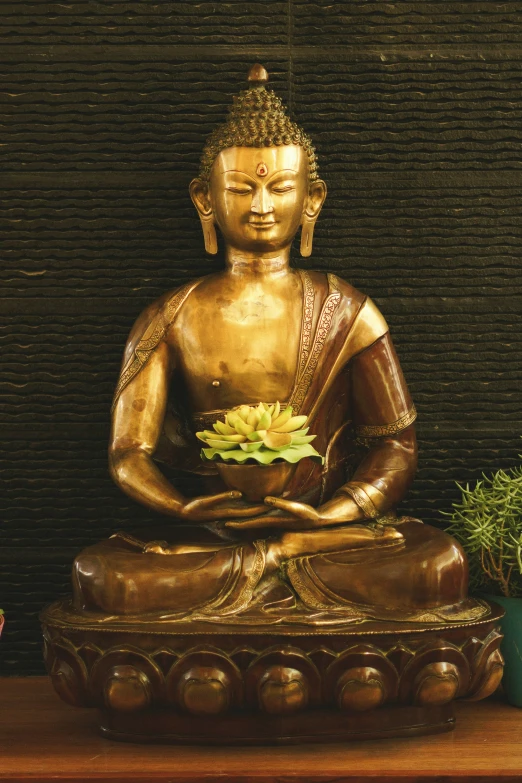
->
xmin=1 ymin=677 xmax=521 ymax=782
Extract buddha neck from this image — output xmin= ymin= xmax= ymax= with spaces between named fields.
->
xmin=225 ymin=248 xmax=292 ymax=281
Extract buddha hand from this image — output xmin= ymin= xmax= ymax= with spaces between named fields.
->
xmin=176 ymin=490 xmax=267 ymax=522
xmin=225 ymin=494 xmax=366 ymax=530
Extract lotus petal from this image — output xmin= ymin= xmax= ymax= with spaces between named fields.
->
xmin=218 ymin=433 xmax=247 ymax=443
xmin=206 ymin=439 xmax=238 ymax=450
xmin=247 ymin=408 xmax=261 ymax=428
xmin=213 ymin=420 xmax=236 ymax=436
xmin=272 ymin=415 xmax=308 ymax=433
xmin=235 ymin=419 xmax=255 ymax=436
xmin=248 ymin=429 xmax=267 ymax=442
xmin=257 ymin=410 xmax=271 ymax=430
xmin=289 ymin=428 xmax=309 ymax=438
xmin=226 ymin=411 xmax=243 ymax=429
xmin=290 ymin=434 xmax=317 ymax=445
xmin=271 ymin=405 xmax=293 ymax=430
xmin=263 ymin=431 xmax=292 ymax=450
xmin=238 ymin=405 xmax=251 ymax=422
xmin=239 ymin=441 xmax=263 ymax=452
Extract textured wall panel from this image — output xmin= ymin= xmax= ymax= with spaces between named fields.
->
xmin=0 ymin=189 xmax=212 ymax=299
xmin=294 ymin=60 xmax=522 ymax=171
xmin=0 ymin=60 xmax=289 ymax=171
xmin=0 ymin=2 xmax=288 ymax=45
xmin=293 ymin=2 xmax=522 ymax=45
xmin=0 ymin=563 xmax=72 ymax=676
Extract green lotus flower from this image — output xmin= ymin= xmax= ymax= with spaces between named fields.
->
xmin=196 ymin=402 xmax=324 ymax=465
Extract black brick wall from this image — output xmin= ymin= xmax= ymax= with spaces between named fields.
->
xmin=1 ymin=2 xmax=521 ymax=674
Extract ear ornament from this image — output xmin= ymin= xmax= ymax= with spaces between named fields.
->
xmin=199 ymin=213 xmax=218 ymax=255
xmin=300 ymin=213 xmax=317 ymax=258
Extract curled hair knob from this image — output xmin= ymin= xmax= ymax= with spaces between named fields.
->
xmin=247 ymin=64 xmax=269 ymax=87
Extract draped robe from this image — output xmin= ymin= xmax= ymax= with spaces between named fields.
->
xmin=72 ymin=271 xmax=488 ymax=626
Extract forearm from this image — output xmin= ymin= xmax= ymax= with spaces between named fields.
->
xmin=109 ymin=447 xmax=185 ymax=517
xmin=337 ymin=425 xmax=418 ymax=518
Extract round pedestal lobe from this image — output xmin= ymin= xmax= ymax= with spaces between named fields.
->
xmin=177 ymin=667 xmax=231 ymax=715
xmin=336 ymin=666 xmax=387 ymax=711
xmin=413 ymin=662 xmax=460 ymax=707
xmin=166 ymin=649 xmax=242 ymax=715
xmin=104 ymin=665 xmax=151 ymax=712
xmin=258 ymin=666 xmax=309 ymax=714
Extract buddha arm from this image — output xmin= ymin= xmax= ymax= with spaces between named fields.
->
xmin=109 ymin=340 xmax=186 ymax=517
xmin=336 ymin=332 xmax=418 ymax=518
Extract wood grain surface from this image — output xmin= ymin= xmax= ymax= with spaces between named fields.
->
xmin=1 ymin=1 xmax=521 ymax=676
xmin=0 ymin=677 xmax=521 ymax=781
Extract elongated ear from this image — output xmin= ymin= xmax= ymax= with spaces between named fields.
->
xmin=189 ymin=178 xmax=218 ymax=255
xmin=304 ymin=179 xmax=327 ymax=220
xmin=300 ymin=179 xmax=327 ymax=257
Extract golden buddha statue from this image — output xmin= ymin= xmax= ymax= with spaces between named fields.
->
xmin=42 ymin=66 xmax=504 ymax=742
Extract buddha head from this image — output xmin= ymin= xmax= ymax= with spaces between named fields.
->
xmin=190 ymin=64 xmax=327 ymax=258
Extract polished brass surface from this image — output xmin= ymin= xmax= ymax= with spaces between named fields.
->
xmin=41 ymin=66 xmax=501 ymax=742
xmin=215 ymin=461 xmax=298 ymax=502
xmin=92 ymin=64 xmax=491 ymax=623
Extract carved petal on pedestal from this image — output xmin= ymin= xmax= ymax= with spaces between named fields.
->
xmin=103 ymin=664 xmax=152 ymax=712
xmin=178 ymin=667 xmax=232 ymax=715
xmin=466 ymin=630 xmax=504 ymax=701
xmin=413 ymin=662 xmax=460 ymax=707
xmin=90 ymin=648 xmax=165 ymax=709
xmin=167 ymin=649 xmax=242 ymax=714
xmin=336 ymin=666 xmax=388 ymax=712
xmin=258 ymin=666 xmax=309 ymax=715
xmin=399 ymin=641 xmax=469 ymax=704
xmin=324 ymin=644 xmax=398 ymax=709
xmin=45 ymin=640 xmax=89 ymax=707
xmin=245 ymin=647 xmax=321 ymax=710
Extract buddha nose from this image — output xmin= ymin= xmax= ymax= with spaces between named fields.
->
xmin=251 ymin=186 xmax=274 ymax=215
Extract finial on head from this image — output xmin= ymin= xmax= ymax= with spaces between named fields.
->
xmin=247 ymin=63 xmax=269 ymax=87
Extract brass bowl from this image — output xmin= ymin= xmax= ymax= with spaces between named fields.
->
xmin=215 ymin=460 xmax=298 ymax=502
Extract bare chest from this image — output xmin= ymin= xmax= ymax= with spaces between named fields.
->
xmin=174 ymin=287 xmax=302 ymax=411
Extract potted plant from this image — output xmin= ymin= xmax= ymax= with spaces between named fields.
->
xmin=445 ymin=463 xmax=522 ymax=706
xmin=197 ymin=402 xmax=324 ymax=501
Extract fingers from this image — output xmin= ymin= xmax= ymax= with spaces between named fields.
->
xmin=264 ymin=497 xmax=319 ymax=521
xmin=219 ymin=504 xmax=267 ymax=519
xmin=185 ymin=491 xmax=242 ymax=512
xmin=225 ymin=516 xmax=284 ymax=530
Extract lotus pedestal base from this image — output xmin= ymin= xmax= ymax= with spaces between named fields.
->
xmin=41 ymin=600 xmax=504 ymax=745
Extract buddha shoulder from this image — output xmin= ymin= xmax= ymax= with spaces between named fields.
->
xmin=327 ymin=273 xmax=389 ymax=359
xmin=121 ymin=280 xmax=203 ymax=363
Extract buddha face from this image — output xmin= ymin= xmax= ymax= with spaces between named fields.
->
xmin=190 ymin=145 xmax=326 ymax=254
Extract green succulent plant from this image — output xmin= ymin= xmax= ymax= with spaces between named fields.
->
xmin=197 ymin=402 xmax=324 ymax=465
xmin=444 ymin=462 xmax=522 ymax=598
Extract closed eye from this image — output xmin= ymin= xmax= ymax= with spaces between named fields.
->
xmin=226 ymin=186 xmax=252 ymax=195
xmin=272 ymin=185 xmax=295 ymax=194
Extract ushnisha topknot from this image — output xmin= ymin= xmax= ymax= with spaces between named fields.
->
xmin=199 ymin=64 xmax=318 ymax=183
